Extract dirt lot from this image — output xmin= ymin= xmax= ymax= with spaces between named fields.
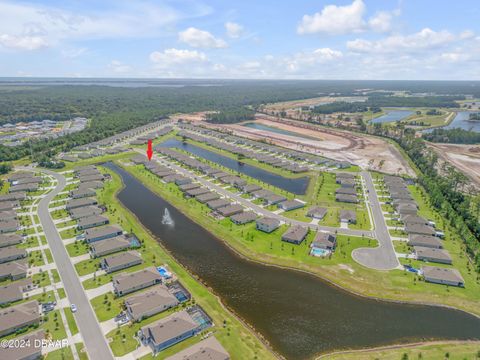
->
xmin=428 ymin=142 xmax=480 ymax=189
xmin=263 ymin=96 xmax=367 ymax=112
xmin=203 ymin=114 xmax=415 ymax=177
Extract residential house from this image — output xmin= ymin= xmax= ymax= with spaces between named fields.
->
xmin=77 ymin=215 xmax=109 ymax=230
xmin=113 ymin=266 xmax=162 ymax=296
xmin=196 ymin=192 xmax=220 ymax=204
xmin=69 ymin=206 xmax=104 ymax=220
xmin=217 ymin=204 xmax=243 ymax=217
xmin=164 ymin=336 xmax=230 ymax=360
xmin=230 ymin=211 xmax=257 ymax=225
xmin=0 ymin=278 xmax=33 ymax=305
xmin=206 ymin=199 xmax=230 ymax=210
xmin=0 ymin=329 xmax=44 ymax=360
xmin=70 ymin=188 xmax=96 ymax=199
xmin=66 ymin=197 xmax=98 ymax=211
xmin=408 ymin=235 xmax=443 ymax=249
xmin=414 ymin=247 xmax=452 ymax=264
xmin=0 ymin=219 xmax=19 ymax=234
xmin=125 ymin=284 xmax=179 ymax=322
xmin=422 ymin=266 xmax=465 ymax=287
xmin=311 ymin=232 xmax=337 ymax=251
xmin=101 ymin=251 xmax=143 ymax=273
xmin=306 ymin=206 xmax=327 ymax=220
xmin=0 ymin=260 xmax=28 ymax=281
xmin=339 ymin=210 xmax=357 ymax=224
xmin=335 ymin=194 xmax=358 ymax=203
xmin=256 ymin=217 xmax=280 ymax=233
xmin=0 ymin=246 xmax=27 ymax=264
xmin=85 ymin=225 xmax=123 ymax=243
xmin=282 ymin=225 xmax=308 ymax=245
xmin=0 ymin=234 xmax=23 ymax=248
xmin=0 ymin=300 xmax=40 ymax=337
xmin=278 ymin=200 xmax=305 ymax=211
xmin=89 ymin=235 xmax=131 ymax=257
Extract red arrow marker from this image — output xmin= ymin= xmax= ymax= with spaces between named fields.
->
xmin=147 ymin=139 xmax=153 ymax=160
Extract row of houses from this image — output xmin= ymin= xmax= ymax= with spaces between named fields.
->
xmin=383 ymin=175 xmax=465 ymax=288
xmin=335 ymin=172 xmax=359 ymax=204
xmin=178 ymin=123 xmax=351 ymax=169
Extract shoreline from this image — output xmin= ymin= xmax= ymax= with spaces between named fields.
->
xmin=114 ymin=161 xmax=480 ymax=359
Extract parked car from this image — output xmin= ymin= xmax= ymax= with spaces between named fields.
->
xmin=71 ymin=304 xmax=77 ymax=313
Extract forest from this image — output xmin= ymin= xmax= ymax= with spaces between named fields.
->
xmin=423 ymin=128 xmax=480 ymax=144
xmin=205 ymin=108 xmax=255 ymax=123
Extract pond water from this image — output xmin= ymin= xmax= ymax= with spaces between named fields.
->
xmin=106 ymin=162 xmax=480 ymax=360
xmin=370 ymin=110 xmax=414 ymax=124
xmin=159 ymin=138 xmax=309 ymax=195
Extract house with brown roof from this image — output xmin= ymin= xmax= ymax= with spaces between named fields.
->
xmin=0 ymin=278 xmax=33 ymax=305
xmin=113 ymin=266 xmax=162 ymax=296
xmin=422 ymin=266 xmax=464 ymax=287
xmin=0 ymin=260 xmax=28 ymax=281
xmin=0 ymin=300 xmax=40 ymax=337
xmin=414 ymin=247 xmax=452 ymax=264
xmin=408 ymin=235 xmax=443 ymax=249
xmin=282 ymin=225 xmax=308 ymax=245
xmin=0 ymin=329 xmax=44 ymax=360
xmin=125 ymin=284 xmax=179 ymax=322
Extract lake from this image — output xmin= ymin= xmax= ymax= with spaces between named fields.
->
xmin=370 ymin=110 xmax=414 ymax=124
xmin=159 ymin=138 xmax=309 ymax=195
xmin=440 ymin=111 xmax=480 ymax=132
xmin=106 ymin=162 xmax=480 ymax=360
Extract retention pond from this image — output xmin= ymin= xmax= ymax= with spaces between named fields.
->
xmin=160 ymin=138 xmax=309 ymax=195
xmin=106 ymin=162 xmax=480 ymax=360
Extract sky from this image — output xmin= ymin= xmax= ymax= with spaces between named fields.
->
xmin=0 ymin=0 xmax=479 ymax=80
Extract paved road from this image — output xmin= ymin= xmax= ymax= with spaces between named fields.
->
xmin=34 ymin=169 xmax=114 ymax=360
xmin=352 ymin=171 xmax=399 ymax=270
xmin=147 ymin=151 xmax=373 ymax=238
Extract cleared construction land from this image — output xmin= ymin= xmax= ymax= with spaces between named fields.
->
xmin=205 ymin=114 xmax=415 ymax=177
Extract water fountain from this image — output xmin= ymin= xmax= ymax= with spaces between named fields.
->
xmin=161 ymin=207 xmax=174 ymax=226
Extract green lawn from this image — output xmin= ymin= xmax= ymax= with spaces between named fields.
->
xmin=42 ymin=310 xmax=67 ymax=340
xmin=18 ymin=236 xmax=39 ymax=249
xmin=51 ymin=269 xmax=61 ymax=284
xmin=75 ymin=258 xmax=101 ymax=276
xmin=57 ymin=288 xmax=66 ymax=299
xmin=45 ymin=346 xmax=73 ymax=360
xmin=66 ymin=241 xmax=89 ymax=257
xmin=90 ymin=292 xmax=123 ymax=322
xmin=28 ymin=250 xmax=45 ymax=267
xmin=64 ymin=308 xmax=79 ymax=335
xmin=59 ymin=227 xmax=81 ymax=240
xmin=75 ymin=343 xmax=88 ymax=360
xmin=32 ymin=271 xmax=51 ymax=287
xmin=45 ymin=249 xmax=54 ymax=264
xmin=51 ymin=209 xmax=70 ymax=220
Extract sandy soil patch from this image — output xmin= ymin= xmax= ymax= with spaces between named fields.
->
xmin=428 ymin=142 xmax=480 ymax=189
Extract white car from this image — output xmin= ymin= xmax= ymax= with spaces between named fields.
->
xmin=71 ymin=304 xmax=77 ymax=313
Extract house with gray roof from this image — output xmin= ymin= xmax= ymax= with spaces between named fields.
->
xmin=405 ymin=223 xmax=436 ymax=236
xmin=85 ymin=225 xmax=123 ymax=243
xmin=306 ymin=207 xmax=327 ymax=220
xmin=196 ymin=192 xmax=220 ymax=203
xmin=70 ymin=188 xmax=96 ymax=199
xmin=78 ymin=181 xmax=103 ymax=191
xmin=241 ymin=184 xmax=262 ymax=193
xmin=0 ymin=278 xmax=33 ymax=305
xmin=165 ymin=336 xmax=230 ymax=360
xmin=408 ymin=234 xmax=443 ymax=249
xmin=282 ymin=225 xmax=308 ymax=245
xmin=9 ymin=183 xmax=39 ymax=193
xmin=139 ymin=309 xmax=202 ymax=353
xmin=77 ymin=215 xmax=109 ymax=230
xmin=278 ymin=199 xmax=305 ymax=211
xmin=113 ymin=266 xmax=162 ymax=296
xmin=0 ymin=329 xmax=44 ymax=360
xmin=79 ymin=174 xmax=104 ymax=183
xmin=206 ymin=199 xmax=230 ymax=210
xmin=0 ymin=202 xmax=16 ymax=212
xmin=256 ymin=217 xmax=280 ymax=233
xmin=312 ymin=232 xmax=337 ymax=251
xmin=422 ymin=266 xmax=464 ymax=287
xmin=0 ymin=300 xmax=40 ymax=337
xmin=336 ymin=194 xmax=358 ymax=203
xmin=125 ymin=284 xmax=179 ymax=322
xmin=0 ymin=260 xmax=27 ymax=281
xmin=0 ymin=246 xmax=27 ymax=264
xmin=263 ymin=194 xmax=287 ymax=206
xmin=90 ymin=235 xmax=131 ymax=257
xmin=217 ymin=204 xmax=243 ymax=217
xmin=0 ymin=211 xmax=17 ymax=222
xmin=414 ymin=247 xmax=452 ymax=264
xmin=69 ymin=206 xmax=104 ymax=220
xmin=230 ymin=211 xmax=257 ymax=225
xmin=185 ymin=187 xmax=210 ymax=197
xmin=66 ymin=197 xmax=98 ymax=211
xmin=0 ymin=220 xmax=19 ymax=234
xmin=101 ymin=251 xmax=143 ymax=273
xmin=336 ymin=187 xmax=357 ymax=195
xmin=179 ymin=183 xmax=201 ymax=192
xmin=0 ymin=234 xmax=23 ymax=248
xmin=340 ymin=210 xmax=357 ymax=224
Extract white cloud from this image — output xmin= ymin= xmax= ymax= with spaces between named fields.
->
xmin=61 ymin=47 xmax=88 ymax=58
xmin=347 ymin=28 xmax=459 ymax=53
xmin=0 ymin=34 xmax=49 ymax=50
xmin=150 ymin=48 xmax=207 ymax=68
xmin=0 ymin=0 xmax=211 ymax=51
xmin=368 ymin=10 xmax=395 ymax=33
xmin=108 ymin=60 xmax=131 ymax=73
xmin=178 ymin=27 xmax=227 ymax=48
xmin=297 ymin=0 xmax=366 ymax=35
xmin=225 ymin=22 xmax=244 ymax=38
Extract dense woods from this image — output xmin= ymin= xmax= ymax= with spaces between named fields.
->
xmin=205 ymin=108 xmax=255 ymax=123
xmin=423 ymin=128 xmax=480 ymax=144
